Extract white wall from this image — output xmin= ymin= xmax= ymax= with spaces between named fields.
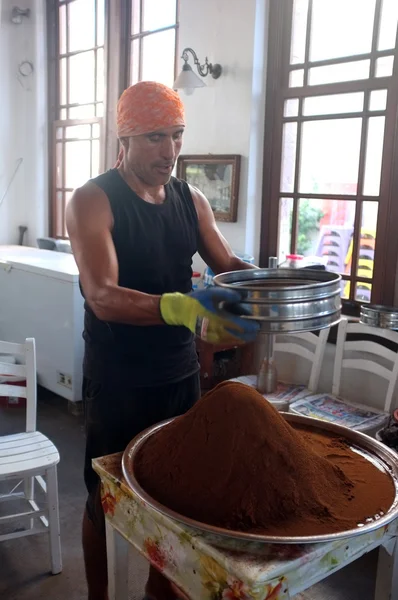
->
xmin=0 ymin=0 xmax=48 ymax=247
xmin=179 ymin=0 xmax=268 ymax=270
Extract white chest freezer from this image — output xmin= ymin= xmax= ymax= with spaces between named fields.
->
xmin=0 ymin=245 xmax=85 ymax=403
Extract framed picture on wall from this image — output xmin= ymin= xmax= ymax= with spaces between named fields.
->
xmin=176 ymin=154 xmax=241 ymax=222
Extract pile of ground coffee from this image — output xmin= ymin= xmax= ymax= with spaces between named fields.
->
xmin=135 ymin=381 xmax=395 ymax=536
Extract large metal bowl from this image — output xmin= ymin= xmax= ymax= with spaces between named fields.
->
xmin=360 ymin=304 xmax=398 ymax=330
xmin=213 ymin=268 xmax=341 ymax=333
xmin=122 ymin=413 xmax=398 ymax=545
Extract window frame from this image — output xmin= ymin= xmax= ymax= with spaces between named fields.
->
xmin=126 ymin=0 xmax=180 ymax=86
xmin=47 ymin=0 xmax=107 ymax=239
xmin=47 ymin=0 xmax=180 ymax=239
xmin=260 ymin=0 xmax=398 ymax=310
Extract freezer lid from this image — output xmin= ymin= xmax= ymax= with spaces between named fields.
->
xmin=0 ymin=245 xmax=80 ymax=282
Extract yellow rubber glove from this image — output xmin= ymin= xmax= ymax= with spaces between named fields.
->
xmin=160 ymin=288 xmax=259 ymax=344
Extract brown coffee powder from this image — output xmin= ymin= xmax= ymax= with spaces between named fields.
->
xmin=135 ymin=381 xmax=395 ymax=536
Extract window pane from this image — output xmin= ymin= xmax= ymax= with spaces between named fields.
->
xmin=130 ymin=38 xmax=140 ymax=85
xmin=356 ymin=282 xmax=372 ymax=302
xmin=357 ymin=202 xmax=378 ymax=277
xmin=55 ymin=192 xmax=64 ymax=238
xmin=65 ymin=125 xmax=92 ymax=139
xmin=59 ymin=4 xmax=66 ymax=54
xmin=280 ymin=122 xmax=297 ymax=193
xmin=97 ymin=0 xmax=105 ymax=46
xmin=342 ymin=280 xmax=351 ymax=300
xmin=91 ymin=140 xmax=100 ymax=177
xmin=131 ymin=0 xmax=141 ymax=35
xmin=363 ymin=117 xmax=385 ymax=196
xmin=60 ymin=58 xmax=67 ymax=105
xmin=299 ymin=199 xmax=356 ymax=274
xmin=56 ymin=143 xmax=63 ymax=187
xmin=303 ymin=92 xmax=364 ymax=116
xmin=369 ymin=89 xmax=388 ymax=111
xmin=375 ymin=55 xmax=394 ymax=77
xmin=60 ymin=108 xmax=67 ymax=119
xmin=278 ymin=198 xmax=294 ymax=262
xmin=284 ymin=99 xmax=299 ymax=117
xmin=310 ymin=0 xmax=376 ymax=61
xmin=309 ymin=60 xmax=370 ymax=85
xmin=290 ymin=0 xmax=308 ymax=64
xmin=62 ymin=194 xmax=73 ymax=237
xmin=96 ymin=102 xmax=104 ymax=117
xmin=68 ymin=0 xmax=96 ymax=53
xmin=289 ymin=69 xmax=304 ymax=87
xmin=96 ymin=48 xmax=104 ymax=102
xmin=65 ymin=141 xmax=91 ymax=189
xmin=378 ymin=0 xmax=398 ymax=51
xmin=141 ymin=30 xmax=176 ymax=87
xmin=92 ymin=123 xmax=100 ymax=138
xmin=69 ymin=51 xmax=95 ymax=104
xmin=142 ymin=0 xmax=177 ymax=31
xmin=69 ymin=104 xmax=96 ymax=118
xmin=299 ymin=119 xmax=362 ymax=194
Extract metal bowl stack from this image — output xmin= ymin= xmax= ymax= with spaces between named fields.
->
xmin=360 ymin=304 xmax=398 ymax=330
xmin=213 ymin=268 xmax=342 ymax=333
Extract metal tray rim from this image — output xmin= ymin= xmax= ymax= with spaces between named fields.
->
xmin=213 ymin=268 xmax=342 ymax=293
xmin=122 ymin=413 xmax=398 ymax=545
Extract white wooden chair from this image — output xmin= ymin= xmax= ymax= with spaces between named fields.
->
xmin=229 ymin=328 xmax=330 ymax=409
xmin=274 ymin=328 xmax=330 ymax=392
xmin=0 ymin=338 xmax=62 ymax=574
xmin=290 ymin=319 xmax=398 ymax=434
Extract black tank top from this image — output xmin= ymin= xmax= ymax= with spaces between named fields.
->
xmin=82 ymin=168 xmax=200 ymax=386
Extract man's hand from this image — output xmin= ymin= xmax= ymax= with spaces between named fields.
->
xmin=160 ymin=288 xmax=259 ymax=344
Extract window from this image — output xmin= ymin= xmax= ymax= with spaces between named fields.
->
xmin=261 ymin=0 xmax=398 ymax=308
xmin=47 ymin=0 xmax=179 ymax=238
xmin=129 ymin=0 xmax=179 ymax=88
xmin=48 ymin=0 xmax=106 ymax=238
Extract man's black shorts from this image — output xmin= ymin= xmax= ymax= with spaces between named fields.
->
xmin=82 ymin=372 xmax=201 ymax=534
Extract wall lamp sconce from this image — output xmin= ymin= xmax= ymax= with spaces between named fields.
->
xmin=11 ymin=7 xmax=31 ymax=24
xmin=173 ymin=47 xmax=222 ymax=96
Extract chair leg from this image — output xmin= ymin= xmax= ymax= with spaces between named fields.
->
xmin=24 ymin=476 xmax=35 ymax=529
xmin=46 ymin=466 xmax=62 ymax=575
xmin=24 ymin=476 xmax=34 ymax=501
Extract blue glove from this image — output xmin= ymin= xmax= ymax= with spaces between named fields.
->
xmin=160 ymin=287 xmax=260 ymax=344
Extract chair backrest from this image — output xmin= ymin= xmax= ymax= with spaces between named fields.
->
xmin=0 ymin=338 xmax=37 ymax=432
xmin=274 ymin=327 xmax=330 ymax=392
xmin=332 ymin=319 xmax=398 ymax=413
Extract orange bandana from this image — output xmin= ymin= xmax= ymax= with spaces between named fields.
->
xmin=116 ymin=81 xmax=185 ymax=138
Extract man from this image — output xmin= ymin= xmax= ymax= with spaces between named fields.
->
xmin=66 ymin=81 xmax=258 ymax=600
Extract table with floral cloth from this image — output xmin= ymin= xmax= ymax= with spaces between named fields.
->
xmin=93 ymin=453 xmax=398 ymax=600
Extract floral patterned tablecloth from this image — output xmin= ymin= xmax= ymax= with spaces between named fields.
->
xmin=93 ymin=453 xmax=397 ymax=600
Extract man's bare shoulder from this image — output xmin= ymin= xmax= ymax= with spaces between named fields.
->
xmin=66 ymin=180 xmax=113 ymax=230
xmin=71 ymin=180 xmax=108 ymax=206
xmin=187 ymin=183 xmax=214 ymax=220
xmin=188 ymin=183 xmax=209 ymax=210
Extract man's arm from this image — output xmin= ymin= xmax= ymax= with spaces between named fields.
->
xmin=66 ymin=183 xmax=163 ymax=325
xmin=190 ymin=186 xmax=257 ymax=275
